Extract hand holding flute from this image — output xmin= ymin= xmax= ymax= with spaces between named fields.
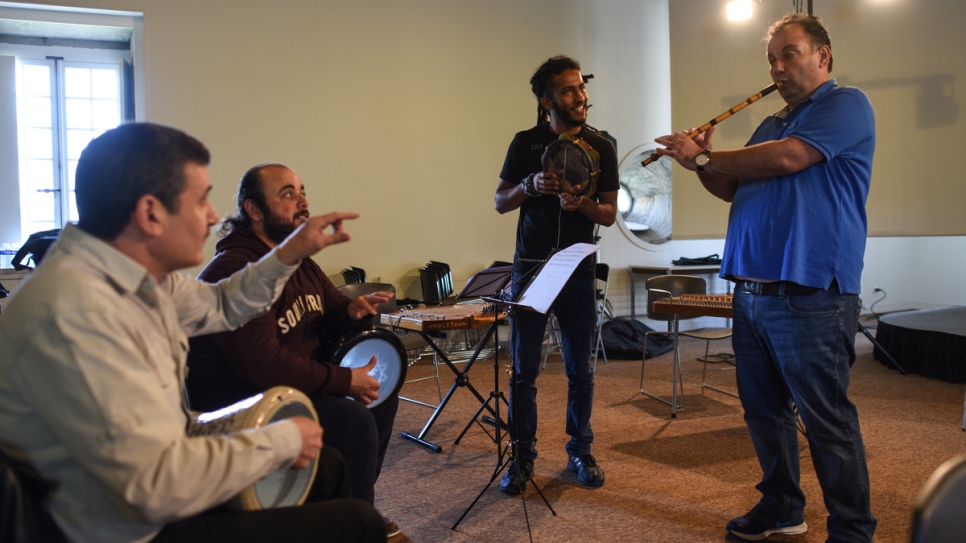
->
xmin=646 ymin=82 xmax=781 ymax=168
xmin=654 ymin=126 xmax=716 ymax=172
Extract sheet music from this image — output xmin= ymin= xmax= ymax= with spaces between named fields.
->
xmin=507 ymin=243 xmax=599 ymax=314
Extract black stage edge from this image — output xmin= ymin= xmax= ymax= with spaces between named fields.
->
xmin=873 ymin=306 xmax=966 ymax=384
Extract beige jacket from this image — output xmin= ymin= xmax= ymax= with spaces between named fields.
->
xmin=0 ymin=225 xmax=303 ymax=543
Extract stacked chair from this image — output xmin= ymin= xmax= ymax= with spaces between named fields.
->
xmin=419 ymin=261 xmax=453 ymax=305
xmin=340 ymin=266 xmax=367 ymax=284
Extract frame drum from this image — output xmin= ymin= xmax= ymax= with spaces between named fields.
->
xmin=328 ymin=328 xmax=407 ymax=411
xmin=188 ymin=386 xmax=319 ymax=510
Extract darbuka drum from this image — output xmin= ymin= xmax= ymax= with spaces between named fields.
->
xmin=187 ymin=386 xmax=319 ymax=510
xmin=328 ymin=328 xmax=407 ymax=412
xmin=542 ymin=135 xmax=601 ymax=197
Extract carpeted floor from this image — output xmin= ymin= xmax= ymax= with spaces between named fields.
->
xmin=373 ymin=323 xmax=966 ymax=543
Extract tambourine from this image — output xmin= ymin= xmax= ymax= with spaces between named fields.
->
xmin=541 ymin=133 xmax=601 ymax=197
xmin=326 ymin=328 xmax=407 ymax=412
xmin=188 ymin=386 xmax=319 ymax=511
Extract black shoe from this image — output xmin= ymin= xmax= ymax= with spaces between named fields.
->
xmin=726 ymin=507 xmax=807 ymax=541
xmin=567 ymin=454 xmax=605 ymax=488
xmin=499 ymin=458 xmax=534 ymax=496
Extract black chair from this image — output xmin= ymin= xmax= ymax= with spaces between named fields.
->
xmin=340 ymin=267 xmax=367 ymax=284
xmin=0 ymin=446 xmax=68 ymax=543
xmin=912 ymin=454 xmax=966 ymax=543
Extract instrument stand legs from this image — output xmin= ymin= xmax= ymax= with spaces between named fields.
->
xmin=400 ymin=322 xmax=502 ymax=453
xmin=451 ymin=317 xmax=555 ymax=541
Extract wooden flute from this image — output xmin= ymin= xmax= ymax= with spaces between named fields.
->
xmin=642 ymin=81 xmax=782 ymax=167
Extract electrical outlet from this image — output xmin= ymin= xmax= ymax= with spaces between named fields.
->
xmin=874 ymin=287 xmax=884 ymax=293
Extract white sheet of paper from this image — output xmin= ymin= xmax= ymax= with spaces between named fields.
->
xmin=509 ymin=243 xmax=599 ymax=314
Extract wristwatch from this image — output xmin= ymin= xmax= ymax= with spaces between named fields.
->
xmin=695 ymin=150 xmax=711 ymax=172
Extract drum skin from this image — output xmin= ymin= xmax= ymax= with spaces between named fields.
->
xmin=188 ymin=387 xmax=319 ymax=510
xmin=327 ymin=328 xmax=407 ymax=412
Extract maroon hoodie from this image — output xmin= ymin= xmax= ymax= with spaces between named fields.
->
xmin=186 ymin=224 xmax=369 ymax=411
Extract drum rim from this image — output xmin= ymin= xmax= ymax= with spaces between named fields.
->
xmin=239 ymin=396 xmax=319 ymax=510
xmin=191 ymin=386 xmax=321 ymax=511
xmin=328 ymin=328 xmax=408 ymax=412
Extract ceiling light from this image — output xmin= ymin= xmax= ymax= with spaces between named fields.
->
xmin=727 ymin=0 xmax=753 ymax=21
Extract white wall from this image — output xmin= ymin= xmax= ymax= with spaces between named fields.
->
xmin=0 ymin=55 xmax=20 ymax=244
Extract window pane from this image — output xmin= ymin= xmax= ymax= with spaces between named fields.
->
xmin=26 ymin=159 xmax=54 ymax=190
xmin=68 ymin=159 xmax=77 ymax=191
xmin=28 ymin=192 xmax=56 ymax=222
xmin=25 ymin=128 xmax=53 ymax=159
xmin=91 ymin=69 xmax=118 ymax=99
xmin=66 ymin=130 xmax=94 ymax=160
xmin=64 ymin=67 xmax=91 ymax=98
xmin=23 ymin=65 xmax=51 ymax=97
xmin=66 ymin=98 xmax=93 ymax=129
xmin=25 ymin=221 xmax=57 ymax=237
xmin=24 ymin=97 xmax=52 ymax=128
xmin=91 ymin=99 xmax=120 ymax=129
xmin=68 ymin=191 xmax=78 ymax=223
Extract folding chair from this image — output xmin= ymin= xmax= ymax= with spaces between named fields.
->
xmin=591 ymin=263 xmax=610 ymax=370
xmin=639 ymin=275 xmax=735 ymax=417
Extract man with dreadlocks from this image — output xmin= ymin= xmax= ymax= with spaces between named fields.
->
xmin=494 ymin=56 xmax=618 ymax=496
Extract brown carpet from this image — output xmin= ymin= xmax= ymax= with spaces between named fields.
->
xmin=373 ymin=324 xmax=965 ymax=543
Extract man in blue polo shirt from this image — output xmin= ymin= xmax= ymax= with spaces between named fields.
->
xmin=655 ymin=14 xmax=876 ymax=543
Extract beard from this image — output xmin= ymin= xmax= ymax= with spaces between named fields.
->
xmin=263 ymin=208 xmax=309 ymax=245
xmin=551 ymin=98 xmax=587 ymax=128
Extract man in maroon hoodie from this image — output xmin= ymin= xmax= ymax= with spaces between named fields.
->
xmin=187 ymin=163 xmax=400 ymax=537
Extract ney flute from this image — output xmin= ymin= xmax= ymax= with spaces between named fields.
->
xmin=642 ymin=82 xmax=782 ymax=167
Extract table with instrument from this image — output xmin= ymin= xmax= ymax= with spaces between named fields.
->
xmin=652 ymin=294 xmax=734 ymax=418
xmin=628 ymin=264 xmax=723 ymax=319
xmin=380 ymin=302 xmax=506 ymax=452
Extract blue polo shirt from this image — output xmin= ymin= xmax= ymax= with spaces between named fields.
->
xmin=720 ymin=79 xmax=875 ymax=294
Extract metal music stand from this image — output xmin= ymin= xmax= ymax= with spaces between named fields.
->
xmin=450 ymin=247 xmax=600 ymax=539
xmin=451 ymin=303 xmax=556 ymax=542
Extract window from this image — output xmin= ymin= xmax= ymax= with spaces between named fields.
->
xmin=0 ymin=3 xmax=144 ymax=248
xmin=18 ymin=58 xmax=122 ymax=233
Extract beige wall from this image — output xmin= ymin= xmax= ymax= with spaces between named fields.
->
xmin=5 ymin=0 xmax=962 ymax=310
xmin=668 ymin=0 xmax=966 ymax=239
xmin=6 ymin=0 xmax=671 ymax=299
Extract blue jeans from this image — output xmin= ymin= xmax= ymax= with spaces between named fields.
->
xmin=508 ymin=266 xmax=596 ymax=461
xmin=732 ymin=284 xmax=876 ymax=543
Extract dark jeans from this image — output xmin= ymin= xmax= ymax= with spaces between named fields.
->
xmin=151 ymin=446 xmax=385 ymax=543
xmin=508 ymin=268 xmax=596 ymax=460
xmin=732 ymin=284 xmax=877 ymax=543
xmin=313 ymin=394 xmax=398 ymax=505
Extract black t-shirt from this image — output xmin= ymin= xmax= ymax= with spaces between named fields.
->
xmin=499 ymin=124 xmax=619 ymax=272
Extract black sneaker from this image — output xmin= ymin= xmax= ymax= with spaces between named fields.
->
xmin=567 ymin=454 xmax=605 ymax=487
xmin=726 ymin=508 xmax=807 ymax=541
xmin=499 ymin=458 xmax=534 ymax=496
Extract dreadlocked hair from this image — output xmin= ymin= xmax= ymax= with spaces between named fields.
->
xmin=529 ymin=56 xmax=581 ymax=126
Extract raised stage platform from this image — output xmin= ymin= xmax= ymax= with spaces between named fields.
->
xmin=874 ymin=306 xmax=966 ymax=384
